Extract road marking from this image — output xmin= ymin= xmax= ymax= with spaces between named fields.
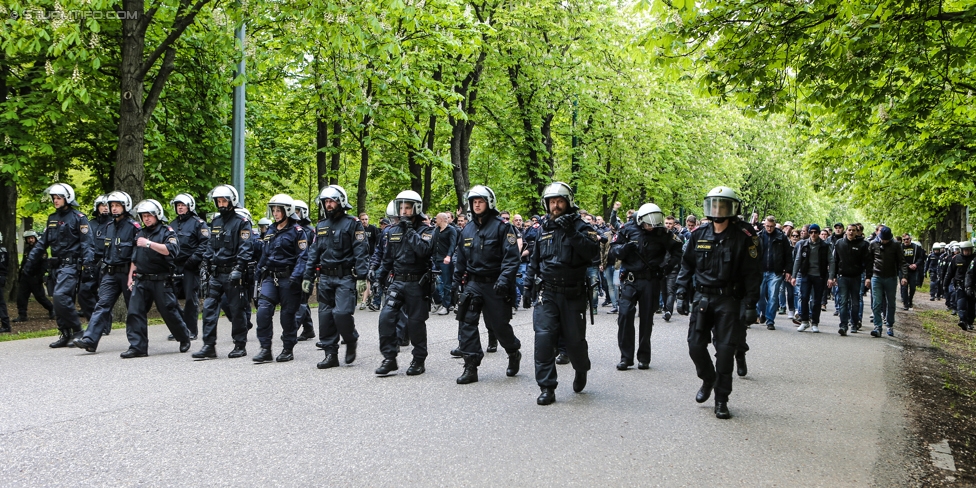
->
xmin=929 ymin=439 xmax=956 ymax=471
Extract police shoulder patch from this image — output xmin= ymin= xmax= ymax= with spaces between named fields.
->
xmin=749 ymin=246 xmax=758 ymax=259
xmin=356 ymin=230 xmax=365 ymax=241
xmin=169 ymin=237 xmax=178 ymax=244
xmin=673 ymin=233 xmax=682 ymax=242
xmin=421 ymin=232 xmax=433 ymax=241
xmin=241 ymin=229 xmax=250 ymax=239
xmin=80 ymin=224 xmax=89 ymax=234
xmin=201 ymin=227 xmax=210 ymax=237
xmin=298 ymin=239 xmax=307 ymax=250
xmin=588 ymin=231 xmax=599 ymax=242
xmin=507 ymin=233 xmax=516 ymax=245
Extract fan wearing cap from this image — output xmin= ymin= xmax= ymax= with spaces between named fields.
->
xmin=523 ymin=182 xmax=601 ymax=405
xmin=167 ymin=193 xmax=209 ymax=340
xmin=675 ymin=186 xmax=762 ymax=419
xmin=109 ymin=200 xmax=193 ymax=357
xmin=607 ymin=202 xmax=683 ymax=371
xmin=790 ymin=223 xmax=830 ymax=333
xmin=867 ymin=226 xmax=910 ymax=337
xmin=23 ymin=183 xmax=96 ymax=347
xmin=924 ymin=242 xmax=945 ymax=302
xmin=77 ymin=195 xmax=112 ymax=320
xmin=191 ymin=184 xmax=254 ymax=359
xmin=73 ymin=191 xmax=142 ymax=352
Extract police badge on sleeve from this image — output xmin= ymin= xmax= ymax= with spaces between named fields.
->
xmin=241 ymin=229 xmax=250 ymax=239
xmin=507 ymin=233 xmax=516 ymax=245
xmin=298 ymin=239 xmax=308 ymax=250
xmin=80 ymin=224 xmax=89 ymax=234
xmin=201 ymin=227 xmax=210 ymax=237
xmin=356 ymin=231 xmax=365 ymax=241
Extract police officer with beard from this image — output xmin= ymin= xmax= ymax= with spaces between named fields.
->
xmin=253 ymin=194 xmax=307 ymax=363
xmin=524 ymin=182 xmax=600 ymax=405
xmin=676 ymin=186 xmax=761 ymax=419
xmin=120 ymin=199 xmax=193 ymax=357
xmin=12 ymin=231 xmax=55 ymax=323
xmin=302 ymin=185 xmax=368 ymax=369
xmin=608 ymin=203 xmax=682 ymax=371
xmin=374 ymin=191 xmax=436 ymax=377
xmin=191 ymin=184 xmax=254 ymax=359
xmin=453 ymin=185 xmax=523 ymax=385
xmin=24 ymin=183 xmax=95 ymax=347
xmin=73 ymin=191 xmax=141 ymax=352
xmin=78 ymin=195 xmax=110 ymax=320
xmin=167 ymin=194 xmax=207 ymax=340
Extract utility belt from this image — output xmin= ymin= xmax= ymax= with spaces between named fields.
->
xmin=134 ymin=273 xmax=170 ymax=281
xmin=622 ymin=268 xmax=662 ymax=282
xmin=103 ymin=264 xmax=129 ymax=274
xmin=467 ymin=272 xmax=499 ymax=283
xmin=265 ymin=266 xmax=295 ymax=280
xmin=695 ymin=284 xmax=737 ymax=296
xmin=57 ymin=256 xmax=82 ymax=267
xmin=394 ymin=272 xmax=425 ymax=282
xmin=319 ymin=265 xmax=352 ymax=278
xmin=541 ymin=280 xmax=585 ymax=296
xmin=214 ymin=265 xmax=235 ymax=274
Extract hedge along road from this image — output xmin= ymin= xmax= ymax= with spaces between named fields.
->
xmin=0 ymin=302 xmax=913 ymax=486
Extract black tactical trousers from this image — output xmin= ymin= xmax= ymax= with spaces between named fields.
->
xmin=617 ymin=278 xmax=659 ymax=364
xmin=457 ymin=280 xmax=521 ymax=366
xmin=688 ymin=292 xmax=746 ymax=402
xmin=126 ymin=278 xmax=190 ymax=354
xmin=534 ymin=288 xmax=590 ymax=389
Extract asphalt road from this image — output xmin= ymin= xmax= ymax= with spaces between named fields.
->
xmin=0 ymin=300 xmax=911 ymax=486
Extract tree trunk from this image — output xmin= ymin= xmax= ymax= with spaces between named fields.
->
xmin=316 ymin=113 xmax=329 ymax=191
xmin=330 ymin=120 xmax=341 ymax=185
xmin=0 ymin=175 xmax=16 ymax=303
xmin=423 ymin=113 xmax=436 ymax=211
xmin=117 ymin=0 xmax=148 ymax=202
xmin=930 ymin=203 xmax=967 ymax=244
xmin=357 ymin=126 xmax=369 ymax=217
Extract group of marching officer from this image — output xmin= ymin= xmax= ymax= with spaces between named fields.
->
xmin=17 ymin=180 xmax=758 ymax=418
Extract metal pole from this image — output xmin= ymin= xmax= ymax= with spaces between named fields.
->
xmin=231 ymin=21 xmax=246 ymax=206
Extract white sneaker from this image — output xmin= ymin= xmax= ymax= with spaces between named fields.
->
xmin=797 ymin=321 xmax=810 ymax=332
xmin=810 ymin=324 xmax=820 ymax=333
xmin=786 ymin=310 xmax=795 ymax=319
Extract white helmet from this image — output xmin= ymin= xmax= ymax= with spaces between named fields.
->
xmin=208 ymin=184 xmax=239 ymax=210
xmin=24 ymin=230 xmax=38 ymax=239
xmin=933 ymin=242 xmax=944 ymax=250
xmin=93 ymin=194 xmax=109 ymax=215
xmin=465 ymin=185 xmax=497 ymax=214
xmin=106 ymin=191 xmax=133 ymax=216
xmin=292 ymin=200 xmax=309 ymax=221
xmin=134 ymin=199 xmax=167 ymax=223
xmin=394 ymin=190 xmax=423 ymax=218
xmin=703 ymin=186 xmax=741 ymax=219
xmin=636 ymin=203 xmax=665 ymax=228
xmin=266 ymin=194 xmax=295 ymax=223
xmin=959 ymin=241 xmax=974 ymax=251
xmin=47 ymin=183 xmax=77 ymax=206
xmin=170 ymin=193 xmax=197 ymax=215
xmin=257 ymin=217 xmax=272 ymax=227
xmin=319 ymin=185 xmax=353 ymax=211
xmin=541 ymin=182 xmax=576 ymax=212
xmin=235 ymin=207 xmax=254 ymax=225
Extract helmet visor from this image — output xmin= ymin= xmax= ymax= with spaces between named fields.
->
xmin=639 ymin=211 xmax=665 ymax=228
xmin=703 ymin=196 xmax=738 ymax=219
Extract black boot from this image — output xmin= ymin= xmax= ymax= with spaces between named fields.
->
xmin=457 ymin=365 xmax=478 ymax=384
xmin=276 ymin=348 xmax=294 ymax=362
xmin=49 ymin=331 xmax=71 ymax=348
xmin=297 ymin=325 xmax=315 ymax=341
xmin=344 ymin=340 xmax=357 ymax=364
xmin=317 ymin=352 xmax=340 ymax=369
xmin=573 ymin=370 xmax=587 ymax=393
xmin=537 ymin=387 xmax=555 ymax=405
xmin=375 ymin=358 xmax=398 ymax=376
xmin=48 ymin=309 xmax=56 ymax=320
xmin=506 ymin=351 xmax=522 ymax=377
xmin=252 ymin=347 xmax=273 ymax=363
xmin=696 ymin=381 xmax=714 ymax=403
xmin=735 ymin=352 xmax=747 ymax=377
xmin=0 ymin=325 xmax=10 ymax=333
xmin=406 ymin=358 xmax=426 ymax=376
xmin=11 ymin=315 xmax=28 ymax=323
xmin=714 ymin=399 xmax=732 ymax=419
xmin=191 ymin=344 xmax=217 ymax=359
xmin=73 ymin=337 xmax=97 ymax=352
xmin=228 ymin=344 xmax=247 ymax=358
xmin=450 ymin=348 xmax=462 ymax=358
xmin=555 ymin=352 xmax=570 ymax=364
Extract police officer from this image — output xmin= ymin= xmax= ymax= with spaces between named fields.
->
xmin=12 ymin=231 xmax=55 ymax=323
xmin=302 ymin=185 xmax=368 ymax=369
xmin=925 ymin=242 xmax=945 ymax=301
xmin=254 ymin=194 xmax=307 ymax=363
xmin=257 ymin=217 xmax=272 ymax=238
xmin=78 ymin=195 xmax=110 ymax=320
xmin=524 ymin=182 xmax=600 ymax=405
xmin=293 ymin=200 xmax=317 ymax=341
xmin=675 ymin=186 xmax=761 ymax=419
xmin=73 ymin=191 xmax=141 ymax=351
xmin=0 ymin=231 xmax=8 ymax=333
xmin=608 ymin=203 xmax=682 ymax=371
xmin=946 ymin=241 xmax=975 ymax=331
xmin=23 ymin=183 xmax=95 ymax=347
xmin=374 ymin=190 xmax=436 ymax=377
xmin=192 ymin=184 xmax=253 ymax=359
xmin=169 ymin=193 xmax=208 ymax=340
xmin=118 ymin=199 xmax=193 ymax=357
xmin=453 ymin=185 xmax=523 ymax=384
xmin=223 ymin=207 xmax=261 ymax=331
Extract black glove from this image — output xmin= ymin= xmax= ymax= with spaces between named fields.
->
xmin=621 ymin=241 xmax=637 ymax=255
xmin=302 ymin=279 xmax=314 ymax=294
xmin=743 ymin=308 xmax=758 ymax=325
xmin=368 ymin=269 xmax=375 ymax=282
xmin=554 ymin=214 xmax=575 ymax=230
xmin=401 ymin=218 xmax=414 ymax=231
xmin=522 ymin=286 xmax=533 ymax=309
xmin=675 ymin=291 xmax=688 ymax=315
xmin=493 ymin=281 xmax=510 ymax=300
xmin=82 ymin=266 xmax=95 ymax=281
xmin=229 ymin=267 xmax=243 ymax=284
xmin=185 ymin=257 xmax=201 ymax=271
